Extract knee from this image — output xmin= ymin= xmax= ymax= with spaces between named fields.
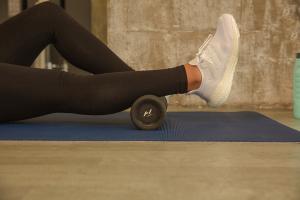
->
xmin=33 ymin=1 xmax=67 ymax=27
xmin=34 ymin=1 xmax=64 ymax=18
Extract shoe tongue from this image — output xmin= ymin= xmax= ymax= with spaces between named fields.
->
xmin=188 ymin=57 xmax=198 ymax=66
xmin=189 ymin=34 xmax=214 ymax=66
xmin=198 ymin=34 xmax=213 ymax=53
xmin=199 ymin=51 xmax=214 ymax=65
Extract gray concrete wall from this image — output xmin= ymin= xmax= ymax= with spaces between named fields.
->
xmin=93 ymin=0 xmax=300 ymax=109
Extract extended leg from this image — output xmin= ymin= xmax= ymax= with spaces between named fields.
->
xmin=0 ymin=63 xmax=187 ymax=122
xmin=0 ymin=2 xmax=132 ymax=74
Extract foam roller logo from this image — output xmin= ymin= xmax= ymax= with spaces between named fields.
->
xmin=144 ymin=109 xmax=153 ymax=118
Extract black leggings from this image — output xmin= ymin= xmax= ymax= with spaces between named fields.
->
xmin=0 ymin=2 xmax=187 ymax=122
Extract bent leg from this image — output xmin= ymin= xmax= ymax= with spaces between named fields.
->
xmin=0 ymin=2 xmax=133 ymax=73
xmin=0 ymin=63 xmax=187 ymax=122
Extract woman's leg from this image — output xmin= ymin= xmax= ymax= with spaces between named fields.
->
xmin=0 ymin=63 xmax=187 ymax=122
xmin=0 ymin=10 xmax=239 ymax=123
xmin=0 ymin=1 xmax=132 ymax=74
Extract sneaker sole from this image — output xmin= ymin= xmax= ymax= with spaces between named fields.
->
xmin=207 ymin=15 xmax=240 ymax=107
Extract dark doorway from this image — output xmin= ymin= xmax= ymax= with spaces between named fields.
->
xmin=0 ymin=0 xmax=8 ymax=23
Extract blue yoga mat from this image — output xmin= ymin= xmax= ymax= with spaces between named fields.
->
xmin=0 ymin=112 xmax=299 ymax=142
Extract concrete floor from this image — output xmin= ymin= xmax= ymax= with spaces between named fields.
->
xmin=0 ymin=109 xmax=300 ymax=200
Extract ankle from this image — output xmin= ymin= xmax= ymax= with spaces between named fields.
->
xmin=184 ymin=64 xmax=202 ymax=91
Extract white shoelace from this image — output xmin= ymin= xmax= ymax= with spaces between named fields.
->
xmin=195 ymin=34 xmax=214 ymax=64
xmin=187 ymin=34 xmax=214 ymax=95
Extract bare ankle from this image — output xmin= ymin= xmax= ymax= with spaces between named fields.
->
xmin=184 ymin=64 xmax=202 ymax=91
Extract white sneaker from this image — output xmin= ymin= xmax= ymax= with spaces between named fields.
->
xmin=189 ymin=14 xmax=240 ymax=107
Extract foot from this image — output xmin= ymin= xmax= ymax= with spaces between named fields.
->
xmin=189 ymin=14 xmax=240 ymax=107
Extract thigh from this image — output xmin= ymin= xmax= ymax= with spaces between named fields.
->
xmin=0 ymin=62 xmax=63 ymax=122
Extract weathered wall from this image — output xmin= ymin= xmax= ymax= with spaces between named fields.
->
xmin=91 ymin=0 xmax=107 ymax=43
xmin=95 ymin=0 xmax=300 ymax=109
